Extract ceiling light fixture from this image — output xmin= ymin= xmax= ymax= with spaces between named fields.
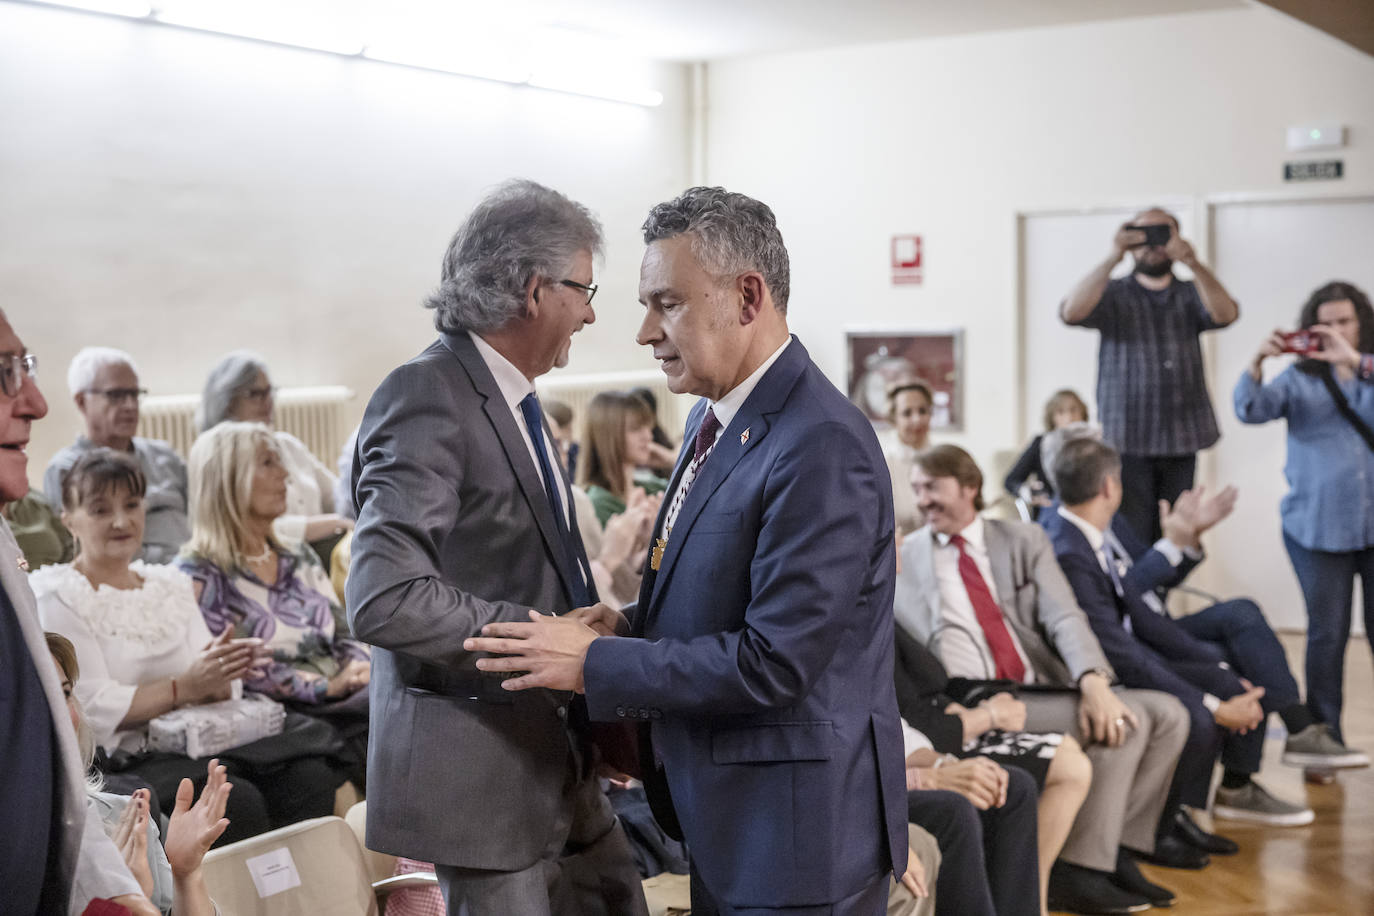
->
xmin=30 ymin=0 xmax=151 ymax=17
xmin=362 ymin=45 xmax=531 ymax=86
xmin=152 ymin=9 xmax=365 ymax=56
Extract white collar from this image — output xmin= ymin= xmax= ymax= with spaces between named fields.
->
xmin=1057 ymin=505 xmax=1106 ymax=553
xmin=934 ymin=515 xmax=985 ymax=551
xmin=709 ymin=337 xmax=791 ymax=432
xmin=470 ymin=331 xmax=536 ymax=412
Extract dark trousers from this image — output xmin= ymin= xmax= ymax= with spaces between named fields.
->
xmin=118 ymin=751 xmax=341 ymax=845
xmin=1175 ymin=599 xmax=1301 ymax=722
xmin=1118 ymin=453 xmax=1196 ymax=543
xmin=688 ymin=865 xmax=889 ymax=916
xmin=906 ymin=767 xmax=1040 ymax=916
xmin=1283 ymin=533 xmax=1374 ymax=744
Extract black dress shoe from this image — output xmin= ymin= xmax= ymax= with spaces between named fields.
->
xmin=1132 ymin=834 xmax=1211 ymax=870
xmin=1114 ymin=847 xmax=1176 ymax=907
xmin=1048 ymin=861 xmax=1152 ymax=914
xmin=1174 ymin=809 xmax=1239 ymax=855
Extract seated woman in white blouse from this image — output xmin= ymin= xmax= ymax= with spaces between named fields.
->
xmin=195 ymin=351 xmax=352 ymax=557
xmin=34 ymin=448 xmax=348 ymax=846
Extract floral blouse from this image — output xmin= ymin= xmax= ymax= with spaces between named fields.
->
xmin=176 ymin=548 xmax=369 ymax=704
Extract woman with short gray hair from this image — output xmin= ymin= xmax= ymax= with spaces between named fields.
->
xmin=196 ymin=351 xmax=351 ymax=555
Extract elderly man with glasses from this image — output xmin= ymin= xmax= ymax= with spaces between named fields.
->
xmin=42 ymin=347 xmax=190 ymax=564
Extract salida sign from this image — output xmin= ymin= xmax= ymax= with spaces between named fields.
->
xmin=892 ymin=235 xmax=923 ymax=285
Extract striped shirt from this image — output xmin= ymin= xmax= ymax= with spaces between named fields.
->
xmin=1074 ymin=275 xmax=1227 ymax=456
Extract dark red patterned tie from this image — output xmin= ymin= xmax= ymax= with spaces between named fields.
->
xmin=950 ymin=534 xmax=1026 ymax=682
xmin=693 ymin=407 xmax=722 ymax=464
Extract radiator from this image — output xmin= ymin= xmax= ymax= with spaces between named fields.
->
xmin=137 ymin=385 xmax=354 ymax=466
xmin=537 ymin=369 xmax=693 ymax=443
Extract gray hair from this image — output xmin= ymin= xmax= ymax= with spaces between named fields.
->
xmin=67 ymin=347 xmax=138 ymax=398
xmin=1039 ymin=421 xmax=1102 ymax=493
xmin=1052 ymin=436 xmax=1122 ymax=507
xmin=425 ymin=179 xmax=604 ymax=334
xmin=197 ymin=350 xmax=269 ymax=432
xmin=641 ymin=187 xmax=791 ymax=314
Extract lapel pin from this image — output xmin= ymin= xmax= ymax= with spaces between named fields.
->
xmin=16 ymin=555 xmax=29 ymax=572
xmin=740 ymin=428 xmax=750 ymax=446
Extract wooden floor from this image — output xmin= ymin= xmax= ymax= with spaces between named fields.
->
xmin=1051 ymin=634 xmax=1374 ymax=915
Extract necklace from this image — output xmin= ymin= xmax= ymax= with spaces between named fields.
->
xmin=243 ymin=544 xmax=274 ymax=565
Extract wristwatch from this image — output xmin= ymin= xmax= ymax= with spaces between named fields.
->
xmin=1078 ymin=667 xmax=1113 ymax=687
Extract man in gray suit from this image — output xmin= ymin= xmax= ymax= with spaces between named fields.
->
xmin=347 ymin=181 xmax=646 ymax=915
xmin=895 ymin=444 xmax=1190 ymax=916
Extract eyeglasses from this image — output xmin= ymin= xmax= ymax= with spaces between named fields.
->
xmin=89 ymin=387 xmax=148 ymax=404
xmin=560 ymin=279 xmax=598 ymax=305
xmin=241 ymin=386 xmax=275 ymax=402
xmin=0 ymin=353 xmax=37 ymax=399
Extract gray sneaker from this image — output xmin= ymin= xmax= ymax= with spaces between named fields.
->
xmin=1214 ymin=781 xmax=1314 ymax=827
xmin=1283 ymin=724 xmax=1371 ymax=769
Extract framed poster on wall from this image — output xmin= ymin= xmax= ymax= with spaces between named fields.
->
xmin=845 ymin=329 xmax=964 ymax=431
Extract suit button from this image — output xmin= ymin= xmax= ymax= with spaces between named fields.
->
xmin=615 ymin=706 xmax=626 ymax=718
xmin=639 ymin=707 xmax=649 ymax=718
xmin=556 ymin=707 xmax=567 ymax=720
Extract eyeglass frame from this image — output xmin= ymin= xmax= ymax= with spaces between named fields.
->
xmin=86 ymin=386 xmax=149 ymax=404
xmin=239 ymin=385 xmax=276 ymax=403
xmin=559 ymin=279 xmax=598 ymax=305
xmin=0 ymin=352 xmax=38 ymax=399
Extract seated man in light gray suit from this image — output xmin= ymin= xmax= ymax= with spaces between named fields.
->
xmin=346 ymin=180 xmax=646 ymax=916
xmin=895 ymin=445 xmax=1190 ymax=916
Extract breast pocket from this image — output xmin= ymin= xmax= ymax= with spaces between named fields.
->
xmin=692 ymin=510 xmax=742 ymax=535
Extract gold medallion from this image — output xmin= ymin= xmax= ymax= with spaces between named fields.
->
xmin=651 ymin=537 xmax=666 ymax=571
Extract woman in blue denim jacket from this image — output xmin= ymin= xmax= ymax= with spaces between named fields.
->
xmin=1234 ymin=281 xmax=1374 ymax=756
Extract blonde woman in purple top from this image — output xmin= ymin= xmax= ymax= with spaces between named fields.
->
xmin=177 ymin=422 xmax=370 ymax=783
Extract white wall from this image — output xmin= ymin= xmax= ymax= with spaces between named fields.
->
xmin=0 ymin=3 xmax=691 ymax=481
xmin=704 ymin=7 xmax=1374 ymax=481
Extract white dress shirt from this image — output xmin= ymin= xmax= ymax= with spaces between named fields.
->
xmin=930 ymin=516 xmax=1034 ymax=683
xmin=471 ymin=331 xmax=569 ymax=520
xmin=662 ymin=337 xmax=791 ymax=529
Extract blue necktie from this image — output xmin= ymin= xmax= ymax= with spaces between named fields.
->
xmin=518 ymin=393 xmax=591 ymax=608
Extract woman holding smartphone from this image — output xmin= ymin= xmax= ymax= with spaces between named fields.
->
xmin=1234 ymin=280 xmax=1374 ymax=767
xmin=34 ymin=448 xmax=347 ymax=844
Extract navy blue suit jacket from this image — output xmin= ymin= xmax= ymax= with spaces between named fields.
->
xmin=583 ymin=338 xmax=907 ymax=908
xmin=1043 ymin=510 xmax=1237 ymax=709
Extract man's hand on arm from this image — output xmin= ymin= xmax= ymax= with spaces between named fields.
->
xmin=1077 ymin=671 xmax=1138 ymax=747
xmin=465 ymin=611 xmax=600 ymax=692
xmin=568 ymin=602 xmax=631 ymax=637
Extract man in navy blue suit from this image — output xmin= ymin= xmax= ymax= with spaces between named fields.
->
xmin=466 ymin=187 xmax=915 ymax=914
xmin=1043 ymin=437 xmax=1329 ymax=863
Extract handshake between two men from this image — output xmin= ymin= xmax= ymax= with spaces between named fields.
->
xmin=464 ymin=604 xmax=631 ymax=694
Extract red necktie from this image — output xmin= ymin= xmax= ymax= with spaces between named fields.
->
xmin=950 ymin=534 xmax=1026 ymax=682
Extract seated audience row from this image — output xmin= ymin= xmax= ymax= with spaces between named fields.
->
xmin=893 ymin=440 xmax=1368 ymax=914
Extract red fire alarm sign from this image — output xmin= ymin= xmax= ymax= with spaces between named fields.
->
xmin=891 ymin=235 xmax=923 ymax=285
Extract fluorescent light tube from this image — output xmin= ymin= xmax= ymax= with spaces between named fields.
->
xmin=362 ymin=46 xmax=530 ymax=85
xmin=153 ymin=10 xmax=364 ymax=56
xmin=32 ymin=0 xmax=152 ymax=16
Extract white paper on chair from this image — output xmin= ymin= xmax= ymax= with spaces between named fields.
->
xmin=245 ymin=847 xmax=302 ymax=898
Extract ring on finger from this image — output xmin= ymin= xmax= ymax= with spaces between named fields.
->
xmin=1114 ymin=717 xmax=1125 ymax=726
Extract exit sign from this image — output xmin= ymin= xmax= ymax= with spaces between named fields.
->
xmin=1284 ymin=160 xmax=1343 ymax=182
xmin=891 ymin=235 xmax=923 ymax=285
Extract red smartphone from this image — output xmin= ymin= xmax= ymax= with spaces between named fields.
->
xmin=1280 ymin=330 xmax=1324 ymax=355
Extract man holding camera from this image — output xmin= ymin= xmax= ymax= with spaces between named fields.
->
xmin=1061 ymin=208 xmax=1240 ymax=542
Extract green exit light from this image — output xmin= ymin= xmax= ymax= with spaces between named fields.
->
xmin=1310 ymin=129 xmax=1322 ymax=139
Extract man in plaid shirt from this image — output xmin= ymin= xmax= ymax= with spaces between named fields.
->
xmin=1060 ymin=208 xmax=1240 ymax=542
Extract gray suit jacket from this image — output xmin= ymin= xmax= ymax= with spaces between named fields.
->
xmin=0 ymin=520 xmax=86 ymax=903
xmin=893 ymin=517 xmax=1113 ymax=687
xmin=347 ymin=331 xmax=590 ymax=870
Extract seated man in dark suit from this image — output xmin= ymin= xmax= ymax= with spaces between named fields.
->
xmin=1045 ymin=437 xmax=1325 ymax=852
xmin=895 ymin=631 xmax=1090 ymax=916
xmin=1039 ymin=423 xmax=1368 ymax=791
xmin=899 ymin=717 xmax=1040 ymax=916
